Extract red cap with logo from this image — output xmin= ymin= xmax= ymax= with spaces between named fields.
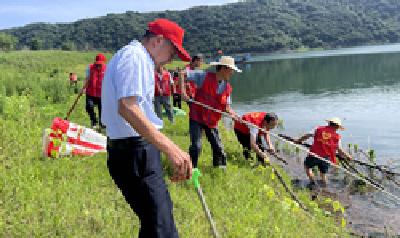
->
xmin=148 ymin=18 xmax=191 ymax=62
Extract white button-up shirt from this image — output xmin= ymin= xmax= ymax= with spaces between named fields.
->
xmin=101 ymin=40 xmax=163 ymax=139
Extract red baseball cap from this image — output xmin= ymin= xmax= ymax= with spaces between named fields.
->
xmin=95 ymin=53 xmax=106 ymax=64
xmin=148 ymin=18 xmax=191 ymax=62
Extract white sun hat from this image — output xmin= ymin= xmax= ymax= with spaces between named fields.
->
xmin=326 ymin=117 xmax=345 ymax=130
xmin=210 ymin=56 xmax=242 ymax=73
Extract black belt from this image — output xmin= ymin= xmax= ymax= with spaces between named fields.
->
xmin=107 ymin=136 xmax=148 ymax=149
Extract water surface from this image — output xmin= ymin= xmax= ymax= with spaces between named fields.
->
xmin=231 ymin=46 xmax=400 ymax=160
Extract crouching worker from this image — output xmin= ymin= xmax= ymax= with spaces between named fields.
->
xmin=234 ymin=112 xmax=278 ymax=165
xmin=180 ymin=56 xmax=241 ymax=169
xmin=296 ymin=117 xmax=352 ymax=188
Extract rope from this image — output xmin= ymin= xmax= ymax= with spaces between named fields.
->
xmin=278 ymin=133 xmax=400 ymax=189
xmin=279 ymin=133 xmax=400 ymax=189
xmin=187 ymin=99 xmax=400 ymax=205
xmin=270 ymin=163 xmax=309 ymax=212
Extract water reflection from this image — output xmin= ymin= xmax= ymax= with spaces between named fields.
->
xmin=231 ymin=54 xmax=400 ymax=102
xmin=230 ymin=52 xmax=400 ymax=158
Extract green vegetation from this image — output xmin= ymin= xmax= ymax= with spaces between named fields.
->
xmin=3 ymin=0 xmax=400 ymax=55
xmin=0 ymin=33 xmax=18 ymax=51
xmin=0 ymin=51 xmax=352 ymax=237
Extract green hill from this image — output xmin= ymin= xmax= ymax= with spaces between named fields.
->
xmin=2 ymin=0 xmax=400 ymax=55
xmin=0 ymin=51 xmax=352 ymax=237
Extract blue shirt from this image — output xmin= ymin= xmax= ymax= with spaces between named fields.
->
xmin=101 ymin=40 xmax=163 ymax=139
xmin=186 ymin=70 xmax=232 ymax=104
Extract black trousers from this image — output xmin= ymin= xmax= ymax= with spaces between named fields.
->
xmin=85 ymin=95 xmax=102 ymax=127
xmin=234 ymin=129 xmax=266 ymax=163
xmin=304 ymin=155 xmax=330 ymax=174
xmin=172 ymin=94 xmax=181 ymax=109
xmin=107 ymin=137 xmax=178 ymax=238
xmin=189 ymin=119 xmax=226 ymax=168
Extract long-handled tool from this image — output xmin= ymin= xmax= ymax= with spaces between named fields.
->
xmin=279 ymin=133 xmax=400 ymax=177
xmin=260 ymin=152 xmax=309 ymax=212
xmin=65 ymin=81 xmax=89 ymax=120
xmin=269 ymin=151 xmax=288 ymax=165
xmin=192 ymin=168 xmax=220 ymax=238
xmin=188 ymin=99 xmax=400 ymax=204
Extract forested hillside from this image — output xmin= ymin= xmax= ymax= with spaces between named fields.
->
xmin=3 ymin=0 xmax=400 ymax=54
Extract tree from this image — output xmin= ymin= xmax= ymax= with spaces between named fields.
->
xmin=29 ymin=38 xmax=43 ymax=50
xmin=61 ymin=41 xmax=76 ymax=51
xmin=3 ymin=0 xmax=400 ymax=54
xmin=0 ymin=33 xmax=18 ymax=51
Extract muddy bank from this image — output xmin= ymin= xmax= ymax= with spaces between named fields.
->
xmin=269 ymin=151 xmax=400 ymax=237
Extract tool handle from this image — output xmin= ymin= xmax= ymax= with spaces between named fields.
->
xmin=192 ymin=168 xmax=201 ymax=189
xmin=65 ymin=80 xmax=89 ymax=120
xmin=65 ymin=91 xmax=84 ymax=120
xmin=196 ymin=187 xmax=220 ymax=238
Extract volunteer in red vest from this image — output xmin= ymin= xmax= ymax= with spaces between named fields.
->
xmin=172 ymin=68 xmax=182 ymax=109
xmin=83 ymin=53 xmax=107 ymax=130
xmin=185 ymin=54 xmax=203 ymax=101
xmin=180 ymin=56 xmax=241 ymax=169
xmin=296 ymin=117 xmax=352 ymax=188
xmin=154 ymin=65 xmax=174 ymax=122
xmin=234 ymin=112 xmax=278 ymax=165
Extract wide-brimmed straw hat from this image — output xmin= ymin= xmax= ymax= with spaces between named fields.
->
xmin=326 ymin=117 xmax=345 ymax=130
xmin=210 ymin=56 xmax=242 ymax=73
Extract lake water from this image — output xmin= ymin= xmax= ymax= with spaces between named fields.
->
xmin=230 ymin=44 xmax=400 ymax=161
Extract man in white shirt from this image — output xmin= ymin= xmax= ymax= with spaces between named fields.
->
xmin=101 ymin=18 xmax=192 ymax=238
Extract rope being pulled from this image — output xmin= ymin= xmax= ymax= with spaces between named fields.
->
xmin=187 ymin=98 xmax=400 ymax=205
xmin=279 ymin=134 xmax=400 ymax=177
xmin=278 ymin=133 xmax=400 ymax=190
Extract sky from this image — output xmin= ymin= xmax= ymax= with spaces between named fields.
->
xmin=0 ymin=0 xmax=238 ymax=30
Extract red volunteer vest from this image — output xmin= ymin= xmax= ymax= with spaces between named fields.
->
xmin=86 ymin=63 xmax=106 ymax=97
xmin=189 ymin=72 xmax=232 ymax=128
xmin=310 ymin=126 xmax=341 ymax=164
xmin=173 ymin=76 xmax=182 ymax=94
xmin=185 ymin=64 xmax=197 ymax=98
xmin=234 ymin=112 xmax=267 ymax=135
xmin=186 ymin=81 xmax=196 ymax=98
xmin=155 ymin=71 xmax=172 ymax=96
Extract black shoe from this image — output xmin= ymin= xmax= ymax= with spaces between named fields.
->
xmin=307 ymin=181 xmax=317 ymax=190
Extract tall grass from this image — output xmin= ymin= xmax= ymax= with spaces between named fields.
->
xmin=0 ymin=51 xmax=352 ymax=237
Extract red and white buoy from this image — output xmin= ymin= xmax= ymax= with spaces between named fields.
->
xmin=42 ymin=117 xmax=106 ymax=158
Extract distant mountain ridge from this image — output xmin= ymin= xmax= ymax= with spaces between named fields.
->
xmin=3 ymin=0 xmax=400 ymax=55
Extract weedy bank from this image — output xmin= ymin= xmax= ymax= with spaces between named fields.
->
xmin=0 ymin=51 xmax=351 ymax=237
